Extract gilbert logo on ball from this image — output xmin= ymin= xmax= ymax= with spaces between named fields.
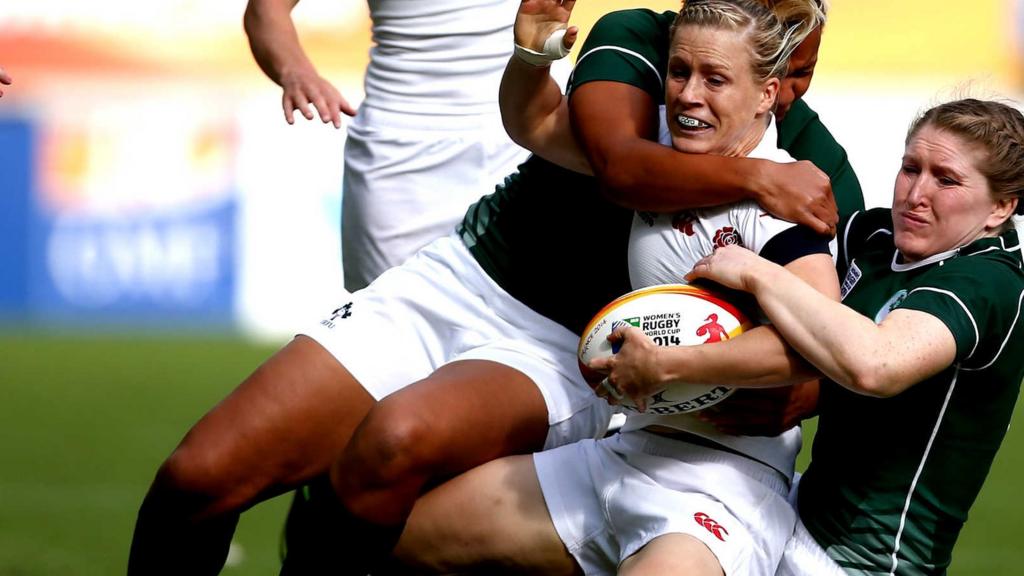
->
xmin=578 ymin=284 xmax=754 ymax=415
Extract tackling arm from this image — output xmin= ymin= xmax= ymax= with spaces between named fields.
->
xmin=500 ymin=2 xmax=837 ymax=234
xmin=687 ymin=245 xmax=958 ymax=397
xmin=569 ymin=82 xmax=834 ymax=234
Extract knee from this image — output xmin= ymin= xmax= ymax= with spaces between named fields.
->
xmin=340 ymin=404 xmax=441 ymax=493
xmin=148 ymin=442 xmax=255 ymax=518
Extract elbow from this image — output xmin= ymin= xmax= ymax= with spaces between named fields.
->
xmin=242 ymin=6 xmax=258 ymax=37
xmin=242 ymin=1 xmax=268 ymax=38
xmin=844 ymin=366 xmax=900 ymax=398
xmin=502 ymin=121 xmax=530 ymax=151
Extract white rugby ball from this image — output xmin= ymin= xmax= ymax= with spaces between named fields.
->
xmin=578 ymin=283 xmax=754 ymax=415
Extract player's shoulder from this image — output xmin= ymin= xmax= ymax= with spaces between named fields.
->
xmin=842 ymin=208 xmax=893 ymax=247
xmin=581 ymin=8 xmax=675 ymax=55
xmin=590 ymin=8 xmax=676 ymax=35
xmin=931 ymin=231 xmax=1024 ymax=286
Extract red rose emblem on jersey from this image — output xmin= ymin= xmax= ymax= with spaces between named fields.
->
xmin=672 ymin=211 xmax=697 ymax=236
xmin=713 ymin=226 xmax=742 ymax=248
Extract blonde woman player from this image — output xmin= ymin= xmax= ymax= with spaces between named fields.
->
xmin=387 ymin=2 xmax=840 ymax=574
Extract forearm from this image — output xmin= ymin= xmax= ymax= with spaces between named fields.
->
xmin=499 ymin=57 xmax=592 ymax=174
xmin=660 ymin=324 xmax=821 ymax=388
xmin=568 ymin=83 xmax=768 ymax=211
xmin=243 ymin=0 xmax=313 ymax=86
xmin=592 ymin=141 xmax=769 ymax=212
xmin=748 ymin=264 xmax=896 ymax=395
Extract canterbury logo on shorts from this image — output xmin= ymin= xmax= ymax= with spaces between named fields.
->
xmin=694 ymin=512 xmax=729 ymax=541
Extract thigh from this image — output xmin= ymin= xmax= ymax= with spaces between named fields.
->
xmin=394 ymin=455 xmax=581 ymax=576
xmin=172 ymin=335 xmax=374 ymax=506
xmin=619 ymin=534 xmax=723 ymax=576
xmin=348 ymin=359 xmax=551 ymax=475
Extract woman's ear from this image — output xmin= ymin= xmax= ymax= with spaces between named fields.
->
xmin=987 ymin=196 xmax=1018 ymax=229
xmin=759 ymin=78 xmax=780 ymax=116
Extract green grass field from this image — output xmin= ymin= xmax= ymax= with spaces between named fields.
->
xmin=2 ymin=332 xmax=1023 ymax=574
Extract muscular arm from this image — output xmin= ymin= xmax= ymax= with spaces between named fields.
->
xmin=500 ymin=2 xmax=837 ymax=234
xmin=688 ymin=246 xmax=958 ymax=397
xmin=243 ymin=0 xmax=355 ymax=126
xmin=570 ymin=82 xmax=834 ymax=233
xmin=500 ymin=55 xmax=592 ymax=174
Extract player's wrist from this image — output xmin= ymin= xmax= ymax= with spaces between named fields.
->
xmin=745 ymin=259 xmax=781 ymax=297
xmin=513 ymin=29 xmax=570 ymax=67
xmin=745 ymin=158 xmax=777 ymax=204
xmin=657 ymin=345 xmax=691 ymax=387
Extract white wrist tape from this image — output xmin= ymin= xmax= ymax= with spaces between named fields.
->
xmin=513 ymin=28 xmax=570 ymax=67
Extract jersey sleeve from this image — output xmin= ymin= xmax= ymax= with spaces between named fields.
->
xmin=777 ymin=99 xmax=865 ymax=220
xmin=897 ymin=257 xmax=1024 ymax=364
xmin=568 ymin=9 xmax=673 ymax=103
xmin=836 ymin=208 xmax=892 ymax=276
xmin=733 ymin=201 xmax=831 ymax=266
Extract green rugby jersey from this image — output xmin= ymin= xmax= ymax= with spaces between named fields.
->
xmin=459 ymin=8 xmax=864 ymax=335
xmin=800 ymin=208 xmax=1024 ymax=574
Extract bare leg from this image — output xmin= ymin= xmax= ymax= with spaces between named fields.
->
xmin=394 ymin=455 xmax=581 ymax=575
xmin=281 ymin=360 xmax=552 ymax=573
xmin=333 ymin=360 xmax=550 ymax=524
xmin=128 ymin=335 xmax=375 ymax=575
xmin=619 ymin=533 xmax=724 ymax=576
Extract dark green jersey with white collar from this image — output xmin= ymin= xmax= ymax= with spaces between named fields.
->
xmin=801 ymin=208 xmax=1024 ymax=574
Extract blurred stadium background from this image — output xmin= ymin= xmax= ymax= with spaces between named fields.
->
xmin=1 ymin=1 xmax=1022 ymax=573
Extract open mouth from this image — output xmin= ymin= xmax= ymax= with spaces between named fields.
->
xmin=675 ymin=114 xmax=712 ymax=131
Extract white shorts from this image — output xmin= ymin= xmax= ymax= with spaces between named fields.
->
xmin=304 ymin=232 xmax=612 ymax=449
xmin=534 ymin=430 xmax=795 ymax=576
xmin=341 ymin=106 xmax=528 ymax=291
xmin=775 ymin=475 xmax=846 ymax=576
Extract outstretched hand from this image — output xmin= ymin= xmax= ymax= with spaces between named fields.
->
xmin=756 ymin=160 xmax=837 ymax=237
xmin=587 ymin=326 xmax=666 ymax=412
xmin=0 ymin=66 xmax=11 ymax=98
xmin=515 ymin=0 xmax=578 ymax=54
xmin=279 ymin=67 xmax=356 ymax=129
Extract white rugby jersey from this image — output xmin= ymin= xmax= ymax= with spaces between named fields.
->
xmin=363 ymin=0 xmax=518 ymax=115
xmin=629 ymin=115 xmax=800 ymax=287
xmin=623 ymin=112 xmax=826 ymax=480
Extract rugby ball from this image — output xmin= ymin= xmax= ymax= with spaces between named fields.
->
xmin=578 ymin=284 xmax=754 ymax=415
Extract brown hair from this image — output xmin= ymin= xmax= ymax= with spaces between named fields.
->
xmin=908 ymin=99 xmax=1024 ymax=218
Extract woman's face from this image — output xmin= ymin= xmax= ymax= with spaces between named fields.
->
xmin=892 ymin=125 xmax=1013 ymax=262
xmin=664 ymin=24 xmax=778 ymax=157
xmin=775 ymin=25 xmax=821 ymax=121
